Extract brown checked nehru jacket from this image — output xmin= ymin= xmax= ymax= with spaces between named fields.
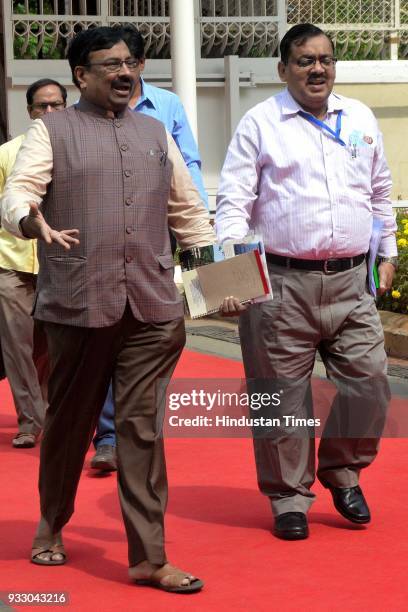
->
xmin=1 ymin=99 xmax=214 ymax=326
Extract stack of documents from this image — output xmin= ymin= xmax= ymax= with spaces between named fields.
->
xmin=180 ymin=236 xmax=272 ymax=318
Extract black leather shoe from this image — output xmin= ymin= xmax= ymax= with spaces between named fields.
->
xmin=274 ymin=512 xmax=309 ymax=540
xmin=90 ymin=445 xmax=117 ymax=472
xmin=329 ymin=485 xmax=371 ymax=524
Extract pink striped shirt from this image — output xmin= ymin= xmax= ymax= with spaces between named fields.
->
xmin=216 ymin=89 xmax=397 ymax=258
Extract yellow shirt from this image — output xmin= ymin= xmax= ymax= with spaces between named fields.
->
xmin=0 ymin=134 xmax=38 ymax=273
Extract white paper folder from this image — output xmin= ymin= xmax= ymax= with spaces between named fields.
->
xmin=182 ymin=249 xmax=270 ymax=319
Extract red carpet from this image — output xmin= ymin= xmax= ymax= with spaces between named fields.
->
xmin=0 ymin=349 xmax=407 ymax=611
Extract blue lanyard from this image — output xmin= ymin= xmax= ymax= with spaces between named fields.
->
xmin=298 ymin=110 xmax=346 ymax=147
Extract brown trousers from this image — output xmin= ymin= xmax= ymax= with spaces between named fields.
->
xmin=0 ymin=268 xmax=48 ymax=434
xmin=40 ymin=305 xmax=185 ymax=566
xmin=239 ymin=261 xmax=390 ymax=516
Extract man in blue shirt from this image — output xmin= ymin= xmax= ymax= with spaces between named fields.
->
xmin=91 ymin=25 xmax=208 ymax=471
xmin=129 ymin=78 xmax=208 ymax=207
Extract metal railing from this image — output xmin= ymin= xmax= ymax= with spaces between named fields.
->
xmin=9 ymin=0 xmax=408 ymax=59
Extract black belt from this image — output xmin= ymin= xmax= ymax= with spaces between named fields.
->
xmin=265 ymin=252 xmax=365 ymax=274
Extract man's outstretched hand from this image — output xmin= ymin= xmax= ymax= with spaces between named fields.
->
xmin=20 ymin=202 xmax=80 ymax=250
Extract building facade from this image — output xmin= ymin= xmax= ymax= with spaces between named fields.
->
xmin=2 ymin=1 xmax=408 ymax=202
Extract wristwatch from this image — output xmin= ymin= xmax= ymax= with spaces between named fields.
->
xmin=378 ymin=256 xmax=399 ymax=271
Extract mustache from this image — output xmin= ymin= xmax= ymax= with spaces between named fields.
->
xmin=307 ymin=75 xmax=327 ymax=83
xmin=111 ymin=76 xmax=134 ymax=87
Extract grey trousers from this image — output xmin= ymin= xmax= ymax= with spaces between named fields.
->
xmin=40 ymin=305 xmax=185 ymax=567
xmin=0 ymin=267 xmax=48 ymax=434
xmin=239 ymin=260 xmax=390 ymax=516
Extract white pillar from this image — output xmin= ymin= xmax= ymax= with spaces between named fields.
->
xmin=277 ymin=0 xmax=287 ymax=49
xmin=224 ymin=55 xmax=240 ymax=144
xmin=170 ymin=0 xmax=198 ymax=142
xmin=390 ymin=0 xmax=401 ymax=61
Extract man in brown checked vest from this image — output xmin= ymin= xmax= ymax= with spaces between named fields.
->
xmin=1 ymin=27 xmax=214 ymax=594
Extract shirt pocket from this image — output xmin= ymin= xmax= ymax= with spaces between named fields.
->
xmin=41 ymin=256 xmax=87 ymax=312
xmin=144 ymin=149 xmax=172 ymax=195
xmin=156 ymin=253 xmax=175 ymax=270
xmin=155 ymin=253 xmax=182 ymax=305
xmin=344 ymin=145 xmax=375 ymax=194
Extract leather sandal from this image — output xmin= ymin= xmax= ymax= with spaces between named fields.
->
xmin=134 ymin=565 xmax=203 ymax=594
xmin=12 ymin=433 xmax=37 ymax=448
xmin=31 ymin=544 xmax=66 ymax=566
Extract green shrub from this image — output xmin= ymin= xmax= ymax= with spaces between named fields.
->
xmin=13 ymin=1 xmax=64 ymax=59
xmin=377 ymin=210 xmax=408 ymax=314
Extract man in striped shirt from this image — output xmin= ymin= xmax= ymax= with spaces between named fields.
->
xmin=216 ymin=24 xmax=397 ymax=541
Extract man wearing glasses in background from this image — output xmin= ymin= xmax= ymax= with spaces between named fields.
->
xmin=0 ymin=79 xmax=66 ymax=448
xmin=216 ymin=24 xmax=397 ymax=540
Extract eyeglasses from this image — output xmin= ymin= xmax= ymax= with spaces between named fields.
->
xmin=30 ymin=102 xmax=66 ymax=111
xmin=293 ymin=56 xmax=338 ymax=69
xmin=84 ymin=59 xmax=140 ymax=73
